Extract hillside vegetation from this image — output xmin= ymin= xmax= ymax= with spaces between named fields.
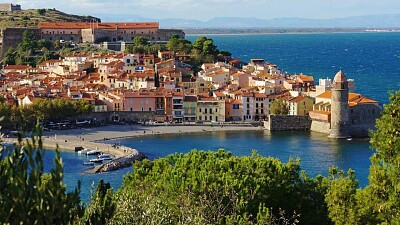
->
xmin=0 ymin=8 xmax=100 ymax=29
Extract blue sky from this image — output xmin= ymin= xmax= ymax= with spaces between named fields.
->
xmin=14 ymin=0 xmax=400 ymax=20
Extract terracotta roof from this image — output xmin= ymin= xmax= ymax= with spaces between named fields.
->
xmin=4 ymin=65 xmax=30 ymax=70
xmin=298 ymin=75 xmax=314 ymax=82
xmin=288 ymin=96 xmax=306 ymax=103
xmin=317 ymin=90 xmax=378 ymax=105
xmin=39 ymin=22 xmax=159 ymax=30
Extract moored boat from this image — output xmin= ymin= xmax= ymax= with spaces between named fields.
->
xmin=89 ymin=158 xmax=103 ymax=163
xmin=86 ymin=150 xmax=102 ymax=156
xmin=77 ymin=148 xmax=91 ymax=155
xmin=83 ymin=161 xmax=95 ymax=166
xmin=98 ymin=154 xmax=112 ymax=160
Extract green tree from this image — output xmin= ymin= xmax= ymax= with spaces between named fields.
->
xmin=132 ymin=36 xmax=148 ymax=46
xmin=80 ymin=180 xmax=115 ymax=225
xmin=367 ymin=91 xmax=400 ymax=223
xmin=270 ymin=99 xmax=289 ymax=115
xmin=124 ymin=44 xmax=134 ymax=54
xmin=192 ymin=36 xmax=208 ymax=51
xmin=37 ymin=8 xmax=46 ymax=15
xmin=18 ymin=31 xmax=37 ymax=52
xmin=2 ymin=47 xmax=16 ymax=65
xmin=0 ymin=124 xmax=83 ymax=224
xmin=220 ymin=50 xmax=232 ymax=57
xmin=325 ymin=167 xmax=358 ymax=225
xmin=106 ymin=150 xmax=329 ymax=224
xmin=202 ymin=39 xmax=218 ymax=55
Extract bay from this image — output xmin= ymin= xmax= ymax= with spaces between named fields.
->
xmin=46 ymin=32 xmax=400 ymax=202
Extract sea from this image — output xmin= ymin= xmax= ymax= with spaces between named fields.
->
xmin=42 ymin=32 xmax=399 ymax=202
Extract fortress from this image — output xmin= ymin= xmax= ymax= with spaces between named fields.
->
xmin=0 ymin=22 xmax=184 ymax=58
xmin=309 ymin=71 xmax=381 ymax=138
xmin=0 ymin=3 xmax=21 ymax=11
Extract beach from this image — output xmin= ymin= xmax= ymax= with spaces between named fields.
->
xmin=3 ymin=124 xmax=261 ymax=158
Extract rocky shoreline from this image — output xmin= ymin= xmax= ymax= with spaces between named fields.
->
xmin=94 ymin=152 xmax=146 ymax=173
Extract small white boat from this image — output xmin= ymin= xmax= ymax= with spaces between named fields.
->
xmin=86 ymin=150 xmax=102 ymax=156
xmin=89 ymin=158 xmax=103 ymax=163
xmin=98 ymin=154 xmax=112 ymax=160
xmin=77 ymin=148 xmax=91 ymax=155
xmin=347 ymin=138 xmax=352 ymax=141
xmin=83 ymin=161 xmax=95 ymax=166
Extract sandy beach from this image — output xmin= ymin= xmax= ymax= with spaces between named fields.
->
xmin=4 ymin=124 xmax=261 ymax=158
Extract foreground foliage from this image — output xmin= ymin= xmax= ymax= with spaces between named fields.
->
xmin=0 ymin=125 xmax=83 ymax=224
xmin=102 ymin=150 xmax=329 ymax=224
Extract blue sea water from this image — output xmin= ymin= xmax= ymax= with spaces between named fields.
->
xmin=188 ymin=32 xmax=400 ymax=104
xmin=41 ymin=130 xmax=372 ymax=202
xmin=41 ymin=33 xmax=398 ymax=202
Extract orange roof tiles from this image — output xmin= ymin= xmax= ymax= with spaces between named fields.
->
xmin=317 ymin=90 xmax=378 ymax=105
xmin=4 ymin=65 xmax=30 ymax=70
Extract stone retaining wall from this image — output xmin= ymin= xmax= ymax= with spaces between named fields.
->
xmin=264 ymin=115 xmax=311 ymax=131
xmin=310 ymin=120 xmax=331 ymax=134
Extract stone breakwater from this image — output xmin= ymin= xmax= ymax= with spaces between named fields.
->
xmin=95 ymin=151 xmax=146 ymax=173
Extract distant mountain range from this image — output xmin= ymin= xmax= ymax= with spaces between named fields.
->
xmin=98 ymin=14 xmax=400 ymax=29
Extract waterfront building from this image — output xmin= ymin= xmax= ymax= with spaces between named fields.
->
xmin=123 ymin=90 xmax=156 ymax=112
xmin=94 ymin=100 xmax=108 ymax=112
xmin=309 ymin=71 xmax=381 ymax=138
xmin=282 ymin=95 xmax=315 ymax=116
xmin=172 ymin=91 xmax=184 ymax=122
xmin=197 ymin=97 xmax=225 ymax=122
xmin=98 ymin=92 xmax=124 ymax=111
xmin=183 ymin=95 xmax=197 ymax=122
xmin=225 ymin=98 xmax=242 ymax=121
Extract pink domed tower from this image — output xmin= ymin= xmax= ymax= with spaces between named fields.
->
xmin=329 ymin=70 xmax=351 ymax=138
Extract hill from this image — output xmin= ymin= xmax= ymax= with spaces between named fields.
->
xmin=0 ymin=8 xmax=100 ymax=29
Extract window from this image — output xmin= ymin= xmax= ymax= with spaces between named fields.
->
xmin=130 ymin=108 xmax=133 ymax=112
xmin=216 ymin=116 xmax=218 ymax=121
xmin=261 ymin=103 xmax=264 ymax=107
xmin=205 ymin=108 xmax=208 ymax=114
xmin=141 ymin=107 xmax=144 ymax=111
xmin=233 ymin=104 xmax=239 ymax=109
xmin=210 ymin=109 xmax=213 ymax=114
xmin=149 ymin=108 xmax=152 ymax=111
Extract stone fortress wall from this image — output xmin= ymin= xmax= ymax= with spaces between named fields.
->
xmin=264 ymin=115 xmax=311 ymax=131
xmin=0 ymin=22 xmax=184 ymax=60
xmin=0 ymin=3 xmax=21 ymax=11
xmin=0 ymin=28 xmax=40 ymax=59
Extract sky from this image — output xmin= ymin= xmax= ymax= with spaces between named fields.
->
xmin=12 ymin=0 xmax=400 ymax=21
